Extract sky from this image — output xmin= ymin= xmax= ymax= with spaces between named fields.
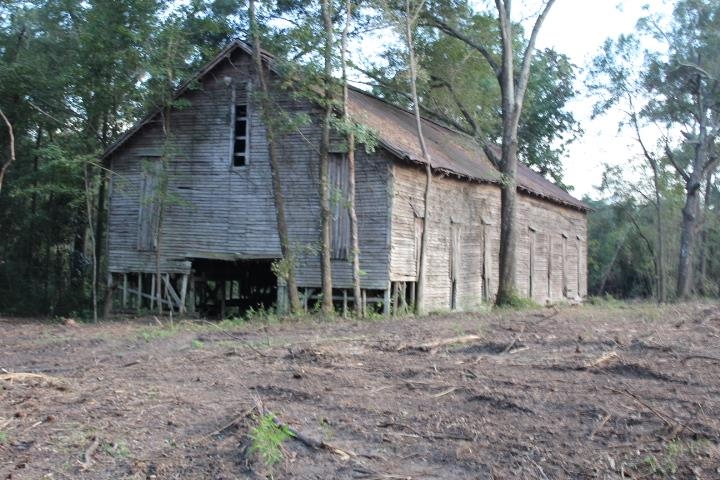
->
xmin=534 ymin=0 xmax=673 ymax=198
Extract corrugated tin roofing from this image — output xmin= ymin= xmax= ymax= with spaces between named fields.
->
xmin=102 ymin=40 xmax=589 ymax=212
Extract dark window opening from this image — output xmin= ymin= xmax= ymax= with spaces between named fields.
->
xmin=233 ymin=104 xmax=248 ymax=167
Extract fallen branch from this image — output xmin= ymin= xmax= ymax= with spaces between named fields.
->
xmin=78 ymin=435 xmax=100 ymax=470
xmin=0 ymin=372 xmax=68 ymax=389
xmin=253 ymin=397 xmax=356 ymax=460
xmin=605 ymin=386 xmax=699 ymax=435
xmin=398 ymin=334 xmax=482 ymax=352
xmin=681 ymin=354 xmax=720 ymax=364
xmin=584 ymin=351 xmax=619 ymax=369
xmin=588 ymin=413 xmax=611 ymax=440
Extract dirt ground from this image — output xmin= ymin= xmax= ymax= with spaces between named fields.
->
xmin=2 ymin=302 xmax=720 ymax=480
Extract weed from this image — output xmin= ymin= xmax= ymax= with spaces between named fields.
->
xmin=137 ymin=325 xmax=178 ymax=342
xmin=191 ymin=339 xmax=204 ymax=349
xmin=101 ymin=440 xmax=130 ymax=458
xmin=494 ymin=293 xmax=539 ymax=310
xmin=0 ymin=430 xmax=7 ymax=444
xmin=249 ymin=414 xmax=293 ymax=470
xmin=587 ymin=294 xmax=624 ymax=308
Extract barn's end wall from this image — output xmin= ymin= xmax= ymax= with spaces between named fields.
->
xmin=107 ymin=49 xmax=391 ymax=289
xmin=389 ymin=161 xmax=587 ymax=311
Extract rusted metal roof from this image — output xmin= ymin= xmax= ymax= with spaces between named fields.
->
xmin=348 ymin=88 xmax=589 ymax=212
xmin=101 ymin=40 xmax=588 ymax=212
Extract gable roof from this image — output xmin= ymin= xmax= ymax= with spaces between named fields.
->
xmin=101 ymin=40 xmax=589 ymax=212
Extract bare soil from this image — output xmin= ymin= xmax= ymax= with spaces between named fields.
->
xmin=2 ymin=302 xmax=720 ymax=479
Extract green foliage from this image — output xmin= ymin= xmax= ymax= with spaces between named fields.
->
xmin=249 ymin=414 xmax=293 ymax=470
xmin=493 ymin=293 xmax=540 ymax=310
xmin=367 ymin=3 xmax=580 ymax=186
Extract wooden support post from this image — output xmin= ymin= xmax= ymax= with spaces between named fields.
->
xmin=188 ymin=275 xmax=196 ymax=315
xmin=362 ymin=289 xmax=367 ymax=317
xmin=409 ymin=282 xmax=416 ymax=311
xmin=303 ymin=288 xmax=309 ymax=313
xmin=150 ymin=274 xmax=156 ymax=310
xmin=384 ymin=285 xmax=391 ymax=317
xmin=276 ymin=278 xmax=288 ymax=315
xmin=392 ymin=282 xmax=399 ymax=317
xmin=137 ymin=274 xmax=143 ymax=313
xmin=122 ymin=273 xmax=128 ymax=309
xmin=342 ymin=289 xmax=348 ymax=318
xmin=179 ymin=273 xmax=188 ymax=315
xmin=400 ymin=282 xmax=408 ymax=313
xmin=220 ymin=280 xmax=226 ymax=319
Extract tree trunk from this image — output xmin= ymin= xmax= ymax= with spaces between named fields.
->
xmin=697 ymin=174 xmax=714 ymax=294
xmin=677 ymin=175 xmax=702 ymax=298
xmin=402 ymin=0 xmax=433 ymax=316
xmin=340 ymin=0 xmax=362 ymax=317
xmin=0 ymin=108 xmax=16 ymax=196
xmin=319 ymin=0 xmax=334 ymax=315
xmin=650 ymin=161 xmax=666 ymax=302
xmin=249 ymin=0 xmax=302 ymax=314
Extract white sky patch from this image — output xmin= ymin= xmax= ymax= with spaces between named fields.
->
xmin=533 ymin=0 xmax=674 ymax=198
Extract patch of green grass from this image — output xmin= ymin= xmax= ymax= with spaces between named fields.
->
xmin=586 ymin=294 xmax=625 ymax=308
xmin=191 ymin=339 xmax=204 ymax=349
xmin=137 ymin=325 xmax=179 ymax=342
xmin=102 ymin=440 xmax=130 ymax=458
xmin=493 ymin=293 xmax=540 ymax=310
xmin=249 ymin=414 xmax=293 ymax=471
xmin=0 ymin=430 xmax=7 ymax=444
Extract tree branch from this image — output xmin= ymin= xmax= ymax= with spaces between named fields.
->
xmin=0 ymin=108 xmax=16 ymax=195
xmin=664 ymin=142 xmax=690 ymax=183
xmin=422 ymin=15 xmax=500 ymax=77
xmin=515 ymin=0 xmax=557 ymax=117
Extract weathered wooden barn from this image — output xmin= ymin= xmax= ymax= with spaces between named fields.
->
xmin=102 ymin=40 xmax=589 ymax=316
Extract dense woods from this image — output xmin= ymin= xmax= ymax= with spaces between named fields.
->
xmin=0 ymin=0 xmax=717 ymax=316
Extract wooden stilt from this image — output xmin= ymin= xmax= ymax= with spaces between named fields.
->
xmin=150 ymin=274 xmax=156 ymax=310
xmin=342 ymin=289 xmax=348 ymax=318
xmin=137 ymin=274 xmax=143 ymax=313
xmin=409 ymin=282 xmax=416 ymax=311
xmin=362 ymin=289 xmax=367 ymax=317
xmin=303 ymin=288 xmax=309 ymax=313
xmin=400 ymin=282 xmax=408 ymax=313
xmin=122 ymin=273 xmax=128 ymax=309
xmin=383 ymin=286 xmax=391 ymax=317
xmin=392 ymin=282 xmax=399 ymax=317
xmin=179 ymin=273 xmax=188 ymax=315
xmin=219 ymin=280 xmax=226 ymax=319
xmin=188 ymin=274 xmax=196 ymax=314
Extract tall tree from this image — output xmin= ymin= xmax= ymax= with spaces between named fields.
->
xmin=593 ymin=0 xmax=720 ymax=299
xmin=421 ymin=0 xmax=557 ymax=304
xmin=590 ymin=34 xmax=670 ymax=302
xmin=319 ymin=0 xmax=335 ymax=314
xmin=249 ymin=0 xmax=303 ymax=314
xmin=340 ymin=0 xmax=363 ymax=317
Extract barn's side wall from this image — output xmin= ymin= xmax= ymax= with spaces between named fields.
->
xmin=107 ymin=50 xmax=390 ymax=289
xmin=389 ymin=161 xmax=587 ymax=311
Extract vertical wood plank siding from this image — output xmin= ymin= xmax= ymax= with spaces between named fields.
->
xmin=389 ymin=162 xmax=587 ymax=311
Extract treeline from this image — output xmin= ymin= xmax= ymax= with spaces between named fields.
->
xmin=587 ymin=0 xmax=720 ymax=301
